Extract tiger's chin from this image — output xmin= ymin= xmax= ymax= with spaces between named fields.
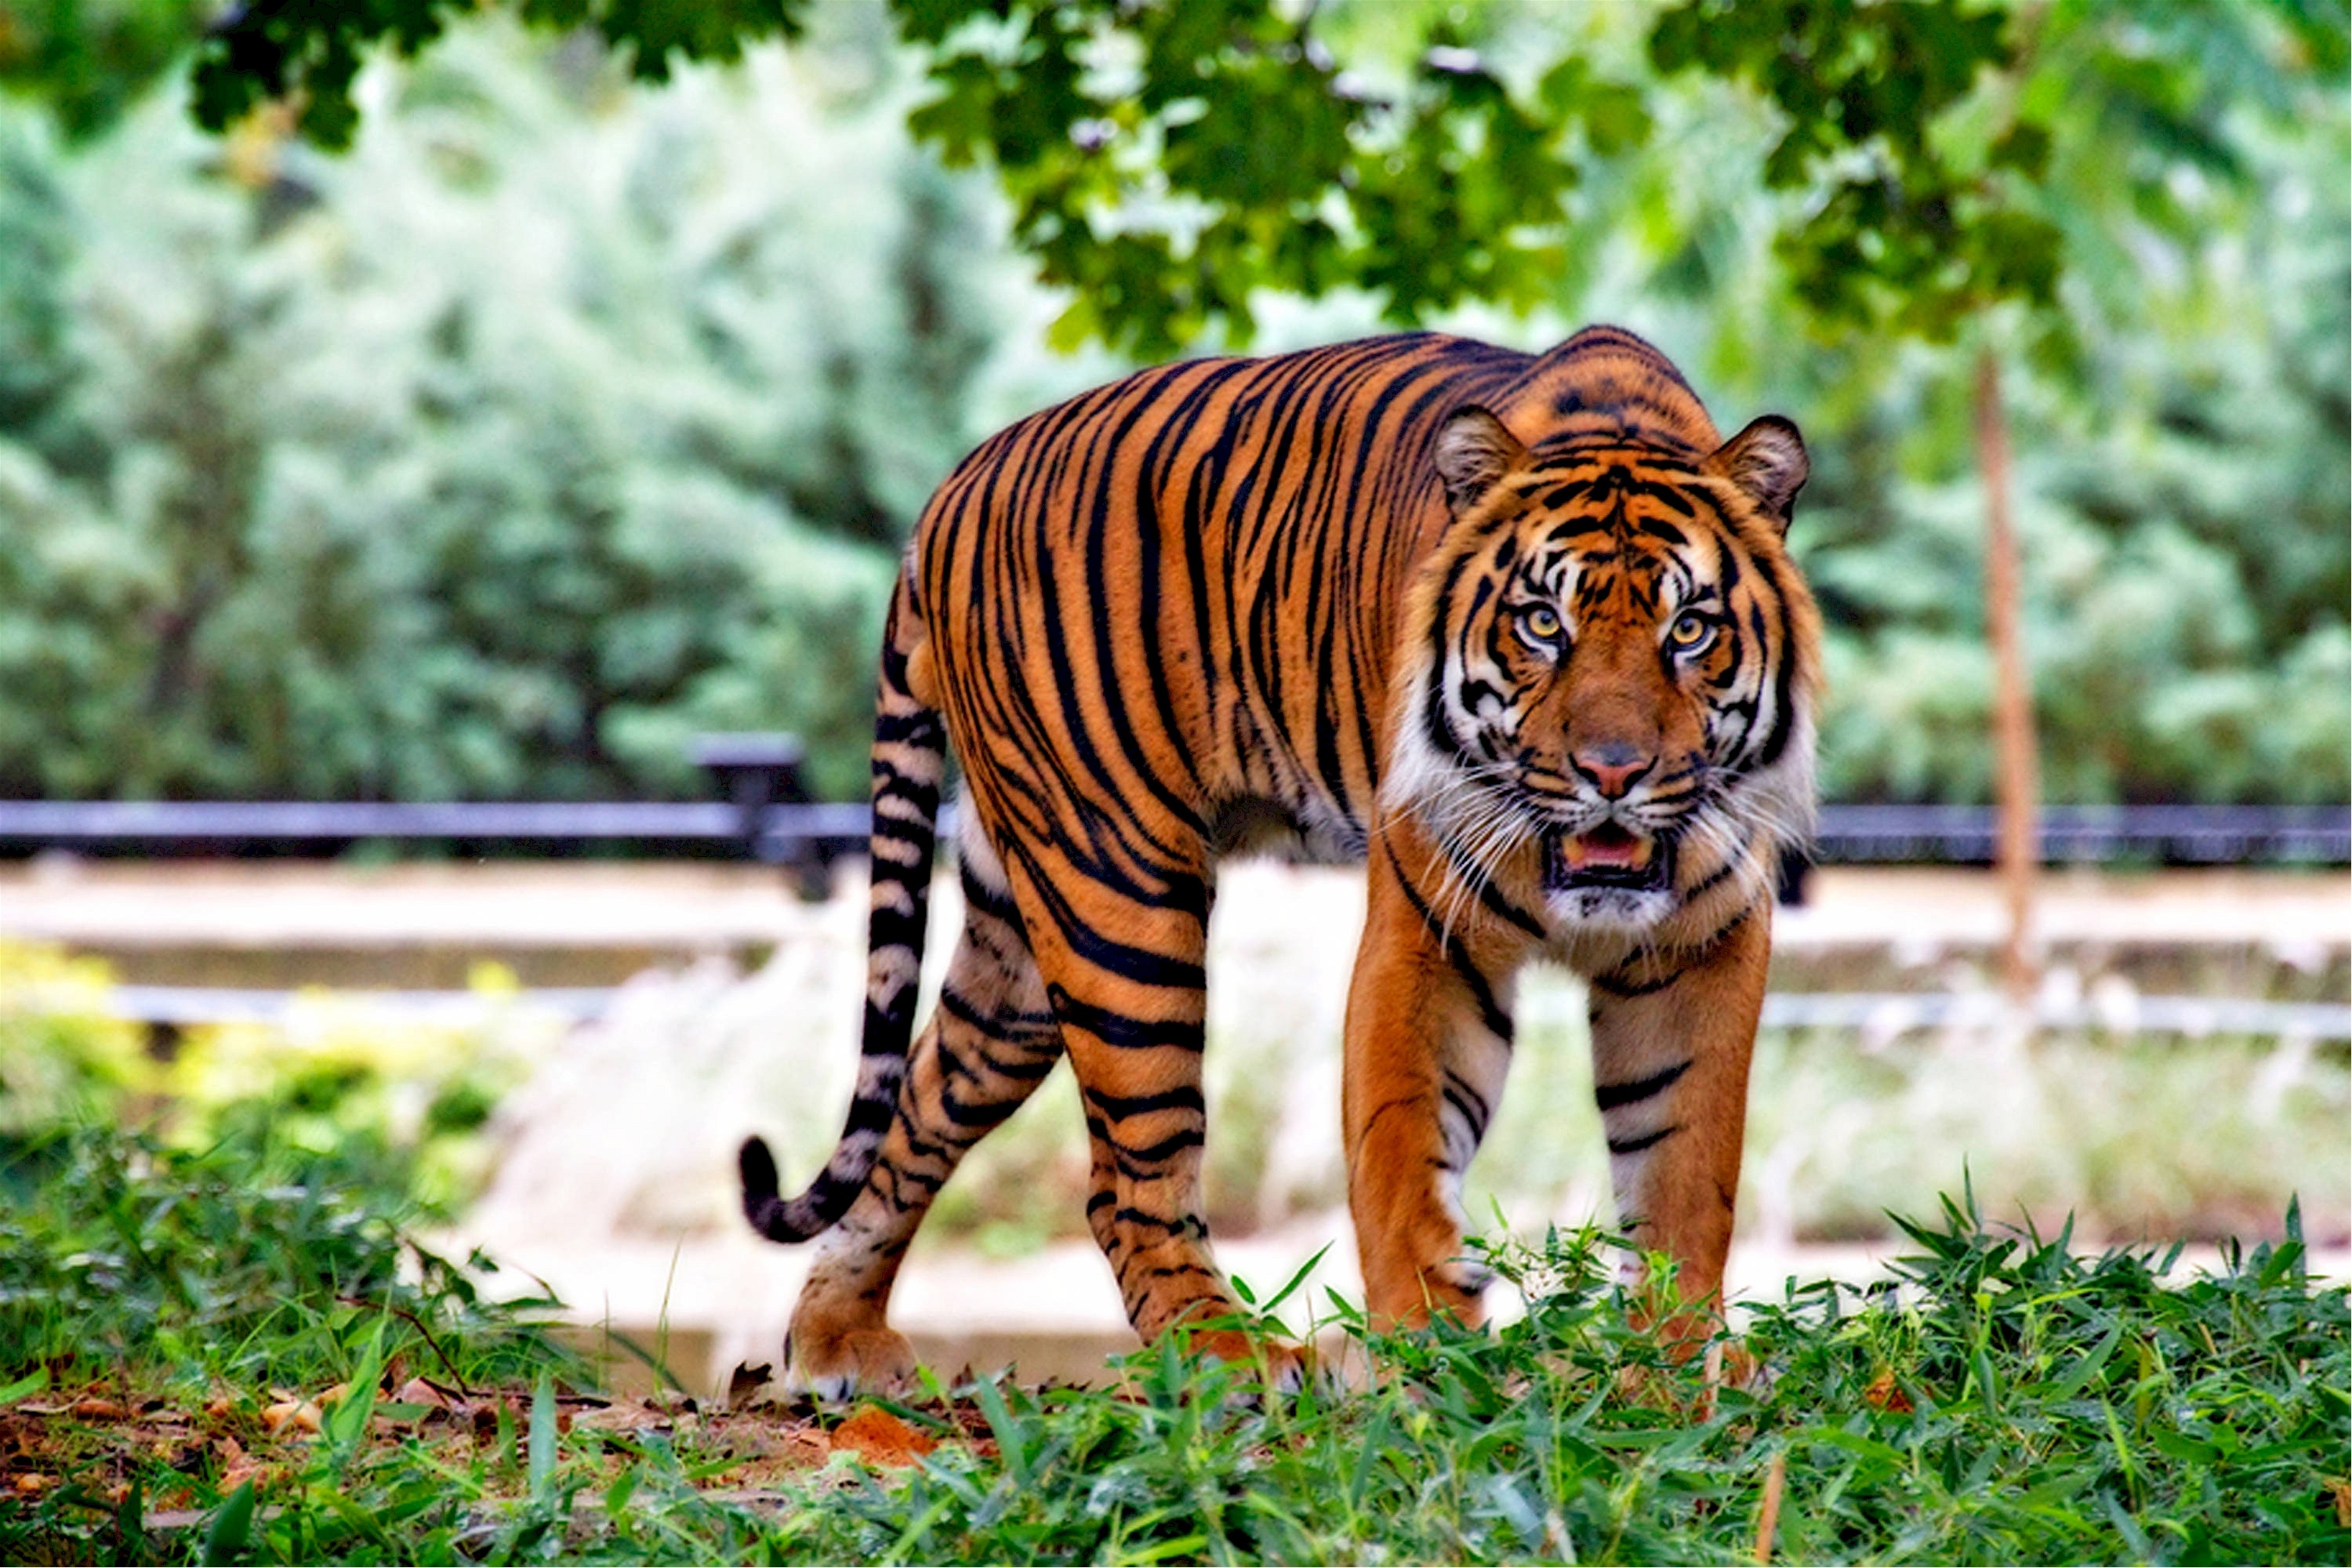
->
xmin=1541 ymin=823 xmax=1679 ymax=931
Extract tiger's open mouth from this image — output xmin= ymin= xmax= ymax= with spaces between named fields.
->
xmin=1544 ymin=822 xmax=1669 ymax=892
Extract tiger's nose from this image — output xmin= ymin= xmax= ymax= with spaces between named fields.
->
xmin=1572 ymin=743 xmax=1653 ymax=800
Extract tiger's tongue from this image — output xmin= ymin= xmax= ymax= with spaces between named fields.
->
xmin=1557 ymin=822 xmax=1653 ymax=871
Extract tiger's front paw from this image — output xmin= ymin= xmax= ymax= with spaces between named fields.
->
xmin=1366 ymin=1250 xmax=1493 ymax=1334
xmin=784 ymin=1321 xmax=920 ymax=1402
xmin=1428 ymin=1254 xmax=1497 ymax=1320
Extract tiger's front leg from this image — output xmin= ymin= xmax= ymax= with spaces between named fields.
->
xmin=1584 ymin=902 xmax=1771 ymax=1345
xmin=1343 ymin=834 xmax=1526 ymax=1331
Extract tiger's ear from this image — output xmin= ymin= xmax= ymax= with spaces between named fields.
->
xmin=1433 ymin=406 xmax=1530 ymax=514
xmin=1707 ymin=415 xmax=1809 ymax=532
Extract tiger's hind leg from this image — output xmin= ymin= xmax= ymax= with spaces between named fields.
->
xmin=784 ymin=826 xmax=1062 ymax=1397
xmin=990 ymin=833 xmax=1304 ymax=1385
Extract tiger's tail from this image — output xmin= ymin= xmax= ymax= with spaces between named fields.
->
xmin=739 ymin=577 xmax=943 ymax=1243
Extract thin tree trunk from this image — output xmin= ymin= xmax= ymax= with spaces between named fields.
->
xmin=1975 ymin=346 xmax=2039 ymax=1002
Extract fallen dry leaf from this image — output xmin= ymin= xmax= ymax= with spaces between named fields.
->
xmin=728 ymin=1363 xmax=774 ymax=1412
xmin=1754 ymin=1450 xmax=1788 ymax=1566
xmin=2325 ymin=1477 xmax=2349 ymax=1527
xmin=14 ymin=1472 xmax=53 ymax=1495
xmin=70 ymin=1397 xmax=130 ymax=1421
xmin=830 ymin=1406 xmax=937 ymax=1468
xmin=572 ymin=1398 xmax=678 ymax=1436
xmin=216 ymin=1434 xmax=266 ymax=1493
xmin=391 ymin=1377 xmax=459 ymax=1415
xmin=260 ymin=1399 xmax=321 ymax=1436
xmin=1862 ymin=1369 xmax=1914 ymax=1415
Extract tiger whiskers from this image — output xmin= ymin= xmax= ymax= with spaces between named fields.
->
xmin=1682 ymin=771 xmax=1812 ymax=914
xmin=1425 ymin=771 xmax=1537 ymax=949
xmin=1401 ymin=758 xmax=1545 ymax=951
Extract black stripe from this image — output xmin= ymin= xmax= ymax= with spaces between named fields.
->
xmin=958 ymin=863 xmax=1024 ymax=925
xmin=1591 ymin=966 xmax=1686 ymax=999
xmin=1047 ymin=982 xmax=1203 ymax=1052
xmin=843 ymin=1086 xmax=895 ymax=1134
xmin=1607 ymin=1124 xmax=1682 ymax=1156
xmin=1594 ymin=1059 xmax=1691 ymax=1111
xmin=938 ymin=989 xmax=1058 ymax=1054
xmin=1680 ymin=832 xmax=1754 ymax=901
xmin=1111 ymin=1126 xmax=1207 ymax=1167
xmin=1086 ymin=1083 xmax=1208 ymax=1120
xmin=1440 ymin=1073 xmax=1491 ymax=1145
xmin=1386 ymin=855 xmax=1514 ymax=1040
xmin=873 ymin=710 xmax=946 ymax=747
xmin=1011 ymin=843 xmax=1207 ymax=990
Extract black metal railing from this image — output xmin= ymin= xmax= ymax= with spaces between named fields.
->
xmin=0 ymin=742 xmax=2341 ymax=876
xmin=0 ymin=796 xmax=874 ymax=856
xmin=1809 ymin=804 xmax=2349 ymax=866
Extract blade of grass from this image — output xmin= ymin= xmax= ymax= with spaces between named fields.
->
xmin=1259 ymin=1243 xmax=1334 ymax=1316
xmin=593 ymin=1325 xmax=691 ymax=1397
xmin=971 ymin=1374 xmax=1029 ymax=1486
xmin=198 ymin=1480 xmax=256 ymax=1566
xmin=0 ymin=1367 xmax=49 ymax=1403
xmin=1754 ymin=1450 xmax=1787 ymax=1565
xmin=528 ymin=1374 xmax=558 ymax=1501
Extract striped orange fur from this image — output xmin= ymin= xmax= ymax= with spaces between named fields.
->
xmin=741 ymin=325 xmax=1821 ymax=1393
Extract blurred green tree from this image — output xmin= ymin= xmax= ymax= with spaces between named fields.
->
xmin=3 ymin=0 xmax=2025 ymax=356
xmin=0 ymin=0 xmax=2341 ymax=815
xmin=0 ymin=24 xmax=1029 ymax=801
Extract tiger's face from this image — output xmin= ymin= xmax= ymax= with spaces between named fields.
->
xmin=1386 ymin=407 xmax=1820 ymax=935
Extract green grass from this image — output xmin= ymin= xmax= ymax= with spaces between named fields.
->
xmin=2 ymin=1127 xmax=2345 ymax=1565
xmin=0 ymin=1118 xmax=567 ymax=1399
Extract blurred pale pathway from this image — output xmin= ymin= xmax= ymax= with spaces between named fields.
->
xmin=2 ymin=859 xmax=2344 ymax=969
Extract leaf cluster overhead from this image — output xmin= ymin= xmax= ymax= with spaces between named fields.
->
xmin=3 ymin=2 xmax=2343 ymax=356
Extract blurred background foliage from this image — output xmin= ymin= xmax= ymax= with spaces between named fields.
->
xmin=0 ymin=936 xmax=549 ymax=1210
xmin=0 ymin=0 xmax=2341 ymax=806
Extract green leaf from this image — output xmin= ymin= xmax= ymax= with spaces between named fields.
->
xmin=1258 ymin=1243 xmax=1333 ymax=1316
xmin=527 ymin=1374 xmax=558 ymax=1497
xmin=2048 ymin=1322 xmax=2126 ymax=1401
xmin=971 ymin=1374 xmax=1029 ymax=1485
xmin=0 ymin=1367 xmax=50 ymax=1404
xmin=198 ymin=1479 xmax=256 ymax=1566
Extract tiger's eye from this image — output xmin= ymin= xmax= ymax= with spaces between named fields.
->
xmin=1521 ymin=605 xmax=1563 ymax=642
xmin=1668 ymin=610 xmax=1715 ymax=649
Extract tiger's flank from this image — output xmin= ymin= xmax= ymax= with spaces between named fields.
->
xmin=740 ymin=325 xmax=1820 ymax=1395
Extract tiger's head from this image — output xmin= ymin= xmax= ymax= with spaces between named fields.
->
xmin=1385 ymin=405 xmax=1822 ymax=935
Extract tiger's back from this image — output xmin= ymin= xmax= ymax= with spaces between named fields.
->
xmin=916 ymin=329 xmax=1723 ymax=862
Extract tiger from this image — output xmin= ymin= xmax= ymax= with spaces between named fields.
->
xmin=739 ymin=324 xmax=1820 ymax=1395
